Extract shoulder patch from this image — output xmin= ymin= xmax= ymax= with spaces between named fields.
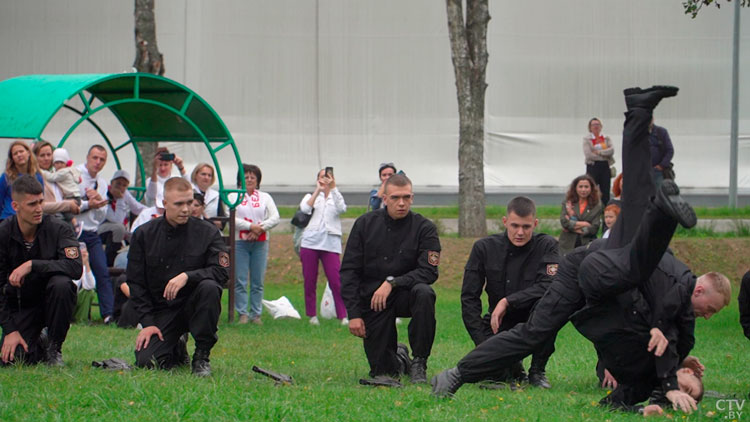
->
xmin=65 ymin=246 xmax=80 ymax=259
xmin=219 ymin=251 xmax=230 ymax=268
xmin=546 ymin=264 xmax=558 ymax=276
xmin=428 ymin=251 xmax=440 ymax=267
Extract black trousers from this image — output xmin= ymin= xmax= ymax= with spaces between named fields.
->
xmin=134 ymin=279 xmax=222 ymax=369
xmin=360 ymin=284 xmax=436 ymax=377
xmin=477 ymin=314 xmax=557 ymax=373
xmin=586 ymin=161 xmax=611 ymax=206
xmin=607 ymin=107 xmax=655 ymax=247
xmin=457 ymin=275 xmax=584 ymax=383
xmin=0 ymin=275 xmax=76 ymax=364
xmin=116 ymin=300 xmax=139 ymax=329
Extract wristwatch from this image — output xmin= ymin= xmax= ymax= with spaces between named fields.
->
xmin=386 ymin=276 xmax=396 ymax=287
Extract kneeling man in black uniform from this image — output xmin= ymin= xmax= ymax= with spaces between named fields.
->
xmin=0 ymin=175 xmax=82 ymax=366
xmin=129 ymin=177 xmax=229 ymax=376
xmin=341 ymin=173 xmax=441 ymax=386
xmin=461 ymin=196 xmax=559 ymax=388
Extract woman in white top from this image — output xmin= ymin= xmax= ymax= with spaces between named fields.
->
xmin=299 ymin=169 xmax=348 ymax=325
xmin=145 ymin=147 xmax=188 ymax=207
xmin=234 ymin=164 xmax=280 ymax=324
xmin=190 ymin=163 xmax=225 ymax=221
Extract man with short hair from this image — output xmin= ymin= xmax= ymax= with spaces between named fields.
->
xmin=0 ymin=175 xmax=82 ymax=366
xmin=77 ymin=145 xmax=114 ymax=323
xmin=98 ymin=170 xmax=146 ymax=266
xmin=461 ymin=196 xmax=559 ymax=388
xmin=342 ymin=173 xmax=440 ymax=386
xmin=128 ymin=177 xmax=229 ymax=377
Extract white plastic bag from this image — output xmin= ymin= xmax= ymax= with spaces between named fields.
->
xmin=319 ymin=283 xmax=336 ymax=319
xmin=261 ymin=296 xmax=301 ymax=320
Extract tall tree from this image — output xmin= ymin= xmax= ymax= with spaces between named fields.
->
xmin=133 ymin=0 xmax=164 ymax=188
xmin=446 ymin=0 xmax=490 ymax=237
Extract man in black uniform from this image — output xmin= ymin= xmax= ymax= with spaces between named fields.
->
xmin=341 ymin=173 xmax=440 ymax=385
xmin=128 ymin=177 xmax=229 ymax=376
xmin=0 ymin=175 xmax=82 ymax=366
xmin=738 ymin=270 xmax=750 ymax=341
xmin=433 ymin=86 xmax=730 ymax=414
xmin=461 ymin=196 xmax=559 ymax=388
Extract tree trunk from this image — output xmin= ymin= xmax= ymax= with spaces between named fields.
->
xmin=446 ymin=0 xmax=490 ymax=237
xmin=134 ymin=0 xmax=165 ymax=75
xmin=133 ymin=0 xmax=163 ymax=188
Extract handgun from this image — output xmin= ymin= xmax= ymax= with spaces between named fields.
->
xmin=252 ymin=365 xmax=294 ymax=385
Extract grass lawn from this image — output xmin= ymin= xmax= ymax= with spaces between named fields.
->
xmin=1 ymin=235 xmax=748 ymax=421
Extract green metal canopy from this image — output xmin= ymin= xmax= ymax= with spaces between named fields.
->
xmin=0 ymin=73 xmax=244 ymax=208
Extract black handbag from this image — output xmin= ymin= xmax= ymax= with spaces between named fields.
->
xmin=291 ymin=208 xmax=313 ymax=228
xmin=662 ymin=163 xmax=675 ymax=180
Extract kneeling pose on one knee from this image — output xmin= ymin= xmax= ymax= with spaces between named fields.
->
xmin=128 ymin=177 xmax=229 ymax=377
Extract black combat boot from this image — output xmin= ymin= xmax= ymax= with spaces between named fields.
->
xmin=191 ymin=348 xmax=211 ymax=377
xmin=395 ymin=343 xmax=412 ymax=376
xmin=431 ymin=367 xmax=464 ymax=398
xmin=624 ymin=85 xmax=678 ymax=111
xmin=528 ymin=368 xmax=552 ymax=389
xmin=45 ymin=342 xmax=64 ymax=367
xmin=175 ymin=333 xmax=190 ymax=367
xmin=655 ymin=179 xmax=697 ymax=228
xmin=410 ymin=357 xmax=428 ymax=384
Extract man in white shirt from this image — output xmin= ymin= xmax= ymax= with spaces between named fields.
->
xmin=77 ymin=145 xmax=115 ymax=323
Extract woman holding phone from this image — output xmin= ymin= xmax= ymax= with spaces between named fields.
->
xmin=145 ymin=147 xmax=188 ymax=207
xmin=298 ymin=168 xmax=348 ymax=325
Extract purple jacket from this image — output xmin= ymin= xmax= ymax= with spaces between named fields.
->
xmin=649 ymin=125 xmax=674 ymax=168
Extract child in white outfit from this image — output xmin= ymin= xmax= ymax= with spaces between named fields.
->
xmin=41 ymin=148 xmax=82 ymax=226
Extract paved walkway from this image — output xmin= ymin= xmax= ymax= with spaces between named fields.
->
xmin=275 ymin=218 xmax=750 ymax=235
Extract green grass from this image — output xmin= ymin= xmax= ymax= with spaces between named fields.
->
xmin=278 ymin=205 xmax=750 ymax=220
xmin=1 ymin=237 xmax=748 ymax=421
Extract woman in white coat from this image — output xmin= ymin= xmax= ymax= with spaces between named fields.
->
xmin=299 ymin=169 xmax=348 ymax=325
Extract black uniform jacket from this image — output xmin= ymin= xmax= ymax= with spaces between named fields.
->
xmin=461 ymin=232 xmax=559 ymax=345
xmin=340 ymin=208 xmax=441 ymax=320
xmin=572 ymin=251 xmax=696 ymax=396
xmin=0 ymin=215 xmax=83 ymax=333
xmin=738 ymin=271 xmax=750 ymax=340
xmin=127 ymin=216 xmax=229 ymax=327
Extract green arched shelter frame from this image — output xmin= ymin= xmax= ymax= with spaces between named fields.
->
xmin=0 ymin=73 xmax=245 ymax=322
xmin=0 ymin=73 xmax=245 ymax=208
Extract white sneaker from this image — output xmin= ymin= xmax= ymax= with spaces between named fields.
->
xmin=341 ymin=317 xmax=349 ymax=325
xmin=309 ymin=316 xmax=320 ymax=326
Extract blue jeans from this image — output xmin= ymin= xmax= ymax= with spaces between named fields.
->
xmin=651 ymin=168 xmax=664 ymax=188
xmin=79 ymin=230 xmax=114 ymax=318
xmin=234 ymin=240 xmax=269 ymax=318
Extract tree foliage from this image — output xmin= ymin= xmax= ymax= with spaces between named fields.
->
xmin=683 ymin=0 xmax=749 ymax=18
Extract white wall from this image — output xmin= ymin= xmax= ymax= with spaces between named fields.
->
xmin=0 ymin=0 xmax=748 ymax=190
